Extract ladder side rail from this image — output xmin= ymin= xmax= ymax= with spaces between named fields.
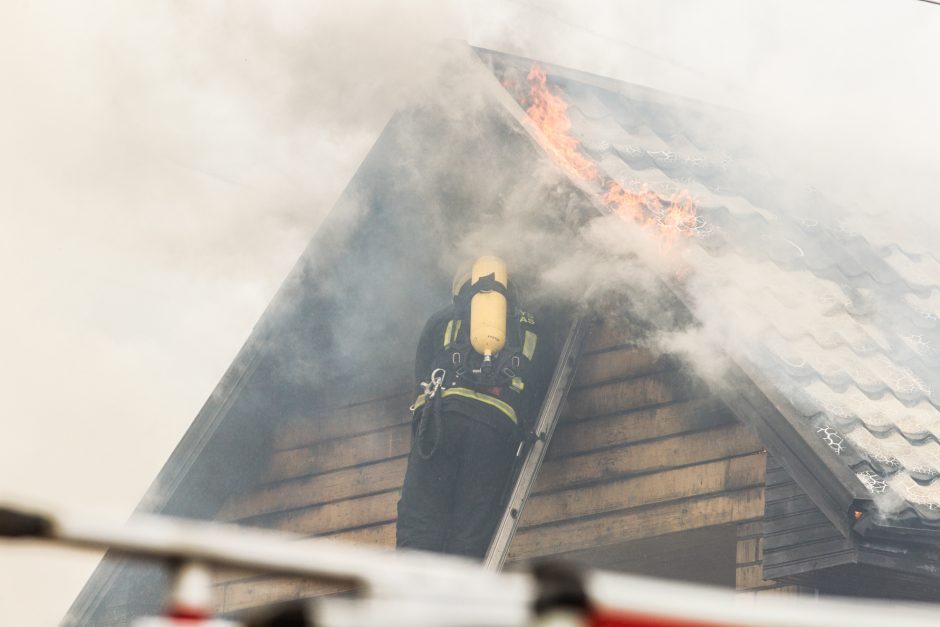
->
xmin=482 ymin=316 xmax=592 ymax=570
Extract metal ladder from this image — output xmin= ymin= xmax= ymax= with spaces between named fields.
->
xmin=483 ymin=316 xmax=592 ymax=570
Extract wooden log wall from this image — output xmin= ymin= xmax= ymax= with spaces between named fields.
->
xmin=735 ymin=456 xmax=815 ymax=595
xmin=211 ymin=321 xmax=768 ymax=614
xmin=506 ymin=322 xmax=766 ymax=564
xmin=212 ymin=390 xmax=410 ymax=613
xmin=759 ymin=455 xmax=852 ymax=590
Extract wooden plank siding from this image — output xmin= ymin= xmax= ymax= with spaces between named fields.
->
xmin=556 ymin=525 xmax=738 ymax=587
xmin=212 ymin=321 xmax=769 ymax=614
xmin=761 ymin=456 xmax=855 ymax=582
xmin=272 ymin=392 xmax=413 ymax=451
xmin=220 ymin=577 xmax=355 ymax=616
xmin=736 ymin=521 xmax=790 ymax=593
xmin=736 ymin=456 xmax=822 ymax=596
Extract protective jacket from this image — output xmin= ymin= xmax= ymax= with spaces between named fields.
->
xmin=411 ymin=302 xmax=545 ymax=442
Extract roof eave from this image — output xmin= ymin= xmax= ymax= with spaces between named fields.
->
xmin=853 ymin=507 xmax=940 ymax=545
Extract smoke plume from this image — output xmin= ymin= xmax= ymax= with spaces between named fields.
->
xmin=3 ymin=1 xmax=940 ymax=625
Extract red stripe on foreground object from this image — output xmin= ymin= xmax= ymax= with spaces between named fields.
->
xmin=592 ymin=609 xmax=728 ymax=627
xmin=165 ymin=607 xmax=210 ymax=622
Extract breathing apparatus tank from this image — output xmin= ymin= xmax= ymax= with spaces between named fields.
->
xmin=469 ymin=256 xmax=508 ymax=374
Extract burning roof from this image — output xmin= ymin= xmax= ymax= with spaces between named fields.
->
xmin=485 ymin=50 xmax=940 ymax=530
xmin=68 ymin=45 xmax=940 ymax=625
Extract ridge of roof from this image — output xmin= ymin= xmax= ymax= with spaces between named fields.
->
xmin=472 ymin=46 xmax=744 ymax=120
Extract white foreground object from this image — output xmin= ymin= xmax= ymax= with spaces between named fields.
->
xmin=2 ymin=503 xmax=940 ymax=626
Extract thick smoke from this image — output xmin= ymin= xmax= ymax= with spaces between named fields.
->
xmin=3 ymin=1 xmax=940 ymax=624
xmin=457 ymin=0 xmax=940 ymax=387
xmin=0 ymin=3 xmax=473 ymax=625
xmin=456 ymin=1 xmax=940 ymax=530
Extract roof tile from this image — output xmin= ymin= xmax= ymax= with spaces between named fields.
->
xmin=533 ymin=65 xmax=940 ymax=527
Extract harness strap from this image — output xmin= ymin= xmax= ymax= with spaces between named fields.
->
xmin=420 ymin=309 xmax=535 ymax=426
xmin=470 ymin=273 xmax=509 ymax=297
xmin=522 ymin=329 xmax=538 ymax=360
xmin=414 ymin=393 xmax=443 ymax=460
xmin=444 ymin=319 xmax=462 ymax=348
xmin=440 ymin=387 xmax=518 ymax=424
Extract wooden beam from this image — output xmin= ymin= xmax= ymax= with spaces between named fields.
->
xmin=761 ymin=538 xmax=857 ymax=576
xmin=572 ymin=347 xmax=674 ymax=387
xmin=763 ymin=494 xmax=823 ymax=520
xmin=272 ymin=395 xmax=732 ymax=486
xmin=220 ymin=576 xmax=354 ymax=614
xmin=533 ymin=423 xmax=763 ymax=494
xmin=765 ymin=524 xmax=846 ymax=551
xmin=226 ymin=398 xmax=744 ymax=522
xmin=557 ymin=525 xmax=738 ymax=588
xmin=522 ymin=454 xmax=765 ymax=528
xmin=548 ymin=398 xmax=732 ymax=459
xmin=273 ymin=392 xmax=411 ymax=450
xmin=267 ymin=425 xmax=411 ymax=482
xmin=765 ymin=482 xmax=812 ymax=501
xmin=764 ymin=509 xmax=833 ymax=535
xmin=327 ymin=521 xmax=396 ymax=547
xmin=508 ymin=487 xmax=764 ymax=559
xmin=736 ymin=564 xmax=777 ymax=591
xmin=736 ymin=538 xmax=761 ymax=565
xmin=213 ymin=523 xmax=395 ymax=586
xmin=218 ymin=457 xmax=408 ymax=520
xmin=213 ymin=524 xmax=394 ymax=586
xmin=737 ymin=521 xmax=763 ymax=539
xmin=753 ymin=585 xmax=805 ymax=596
xmin=565 ymin=371 xmax=706 ymax=420
xmin=239 ymin=490 xmax=400 ymax=536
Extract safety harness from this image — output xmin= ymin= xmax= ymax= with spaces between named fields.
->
xmin=410 ymin=304 xmax=538 ymax=459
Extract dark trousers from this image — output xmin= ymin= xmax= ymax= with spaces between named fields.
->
xmin=396 ymin=410 xmax=518 ymax=559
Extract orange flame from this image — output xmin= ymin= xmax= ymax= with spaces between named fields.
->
xmin=604 ymin=182 xmax=700 ymax=250
xmin=520 ymin=65 xmax=700 ymax=250
xmin=525 ymin=66 xmax=598 ymax=181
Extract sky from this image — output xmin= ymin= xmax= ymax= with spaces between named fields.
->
xmin=1 ymin=1 xmax=939 ymax=625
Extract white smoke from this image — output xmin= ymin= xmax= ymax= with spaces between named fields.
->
xmin=462 ymin=0 xmax=940 ymax=380
xmin=0 ymin=3 xmax=466 ymax=625
xmin=3 ymin=1 xmax=940 ymax=624
xmin=459 ymin=0 xmax=940 ymax=530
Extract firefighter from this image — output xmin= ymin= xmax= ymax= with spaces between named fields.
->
xmin=396 ymin=256 xmax=548 ymax=559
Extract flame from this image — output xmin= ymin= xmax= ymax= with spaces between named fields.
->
xmin=604 ymin=182 xmax=701 ymax=250
xmin=603 ymin=181 xmax=660 ymax=224
xmin=525 ymin=66 xmax=598 ymax=181
xmin=519 ymin=64 xmax=701 ymax=250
